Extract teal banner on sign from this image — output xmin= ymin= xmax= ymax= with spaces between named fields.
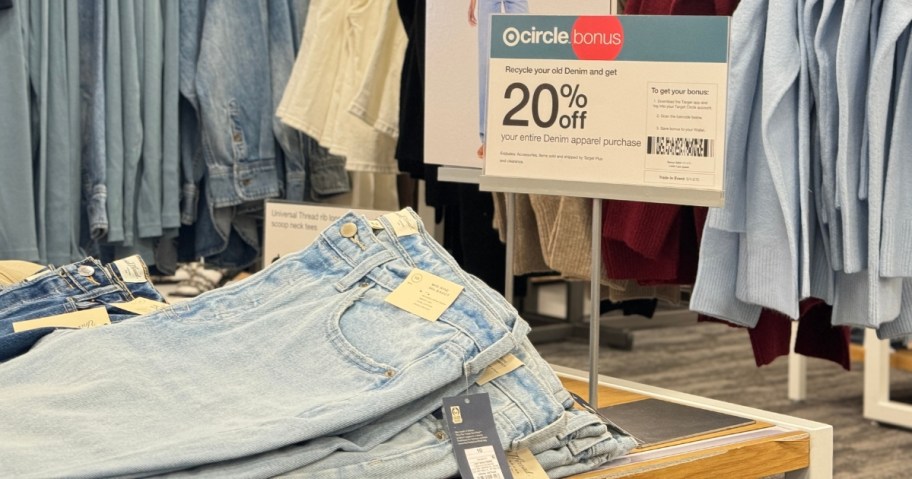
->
xmin=490 ymin=15 xmax=729 ymax=63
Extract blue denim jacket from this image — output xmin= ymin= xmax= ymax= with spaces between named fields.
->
xmin=195 ymin=0 xmax=282 ymax=208
xmin=185 ymin=0 xmax=348 ymax=267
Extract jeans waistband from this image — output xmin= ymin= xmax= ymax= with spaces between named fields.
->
xmin=0 ymin=258 xmax=125 ymax=308
xmin=102 ymin=255 xmax=165 ymax=303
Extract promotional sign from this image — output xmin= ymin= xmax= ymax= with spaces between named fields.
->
xmin=263 ymin=201 xmax=390 ymax=266
xmin=425 ymin=1 xmax=616 ymax=169
xmin=480 ymin=15 xmax=730 ymax=206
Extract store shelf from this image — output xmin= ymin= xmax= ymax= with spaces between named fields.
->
xmin=554 ymin=366 xmax=832 ymax=479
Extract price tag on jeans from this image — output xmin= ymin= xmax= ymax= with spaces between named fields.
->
xmin=506 ymin=448 xmax=549 ymax=479
xmin=110 ymin=297 xmax=170 ymax=315
xmin=385 ymin=268 xmax=464 ymax=321
xmin=442 ymin=393 xmax=513 ymax=479
xmin=476 ymin=353 xmax=524 ymax=385
xmin=113 ymin=255 xmax=149 ymax=283
xmin=12 ymin=308 xmax=111 ymax=332
xmin=482 ymin=15 xmax=730 ymax=207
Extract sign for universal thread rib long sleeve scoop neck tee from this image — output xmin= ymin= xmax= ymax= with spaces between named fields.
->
xmin=480 ymin=15 xmax=730 ymax=207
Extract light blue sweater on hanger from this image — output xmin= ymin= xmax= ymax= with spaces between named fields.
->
xmin=880 ymin=25 xmax=912 ymax=279
xmin=867 ymin=0 xmax=912 ymax=337
xmin=692 ymin=0 xmax=768 ymax=327
xmin=834 ymin=0 xmax=910 ymax=330
xmin=834 ymin=0 xmax=876 ymax=274
xmin=813 ymin=0 xmax=844 ymax=274
xmin=878 ymin=25 xmax=912 ymax=340
xmin=738 ymin=0 xmax=802 ymax=319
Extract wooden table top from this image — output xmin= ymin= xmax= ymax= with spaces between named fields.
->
xmin=559 ymin=377 xmax=811 ymax=479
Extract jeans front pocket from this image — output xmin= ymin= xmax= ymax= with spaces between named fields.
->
xmin=326 ymin=283 xmax=400 ymax=377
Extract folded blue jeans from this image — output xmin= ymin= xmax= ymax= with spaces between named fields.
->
xmin=0 ymin=256 xmax=165 ymax=362
xmin=169 ymin=210 xmax=633 ymax=478
xmin=160 ymin=332 xmax=582 ymax=478
xmin=0 ymin=212 xmax=529 ymax=478
xmin=273 ymin=350 xmax=635 ymax=479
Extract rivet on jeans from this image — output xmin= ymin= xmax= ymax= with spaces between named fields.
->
xmin=435 ymin=431 xmax=447 ymax=440
xmin=384 ymin=369 xmax=395 ymax=378
xmin=359 ymin=282 xmax=369 ymax=288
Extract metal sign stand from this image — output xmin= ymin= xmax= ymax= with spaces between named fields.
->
xmin=501 ymin=190 xmax=604 ymax=405
xmin=588 ymin=199 xmax=603 ymax=404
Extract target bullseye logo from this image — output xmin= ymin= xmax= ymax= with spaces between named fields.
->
xmin=502 ymin=26 xmax=569 ymax=47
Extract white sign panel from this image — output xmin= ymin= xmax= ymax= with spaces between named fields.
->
xmin=263 ymin=201 xmax=390 ymax=266
xmin=425 ymin=1 xmax=615 ymax=169
xmin=481 ymin=15 xmax=730 ymax=206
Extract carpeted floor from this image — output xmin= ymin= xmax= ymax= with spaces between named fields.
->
xmin=536 ymin=320 xmax=912 ymax=479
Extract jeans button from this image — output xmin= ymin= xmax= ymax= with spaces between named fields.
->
xmin=340 ymin=223 xmax=358 ymax=238
xmin=77 ymin=265 xmax=95 ymax=277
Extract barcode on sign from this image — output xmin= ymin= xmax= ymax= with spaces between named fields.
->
xmin=646 ymin=136 xmax=714 ymax=157
xmin=465 ymin=446 xmax=505 ymax=479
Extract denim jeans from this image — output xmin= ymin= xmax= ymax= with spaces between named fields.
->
xmin=0 ymin=256 xmax=165 ymax=363
xmin=78 ymin=0 xmax=108 ymax=241
xmin=137 ymin=0 xmax=165 ymax=239
xmin=178 ymin=0 xmax=205 ymax=226
xmin=0 ymin=2 xmax=40 ymax=261
xmin=104 ymin=0 xmax=143 ymax=245
xmin=275 ymin=357 xmax=633 ymax=479
xmin=161 ymin=0 xmax=181 ymax=230
xmin=0 ymin=212 xmax=528 ymax=478
xmin=165 ymin=210 xmax=633 ymax=478
xmin=27 ymin=0 xmax=82 ymax=263
xmin=477 ymin=0 xmax=528 ymax=141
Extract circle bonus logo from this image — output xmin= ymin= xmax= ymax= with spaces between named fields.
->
xmin=571 ymin=16 xmax=624 ymax=60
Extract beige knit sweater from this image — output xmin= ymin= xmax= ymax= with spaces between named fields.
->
xmin=491 ymin=193 xmax=680 ymax=304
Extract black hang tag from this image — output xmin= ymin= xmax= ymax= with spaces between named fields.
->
xmin=442 ymin=393 xmax=513 ymax=479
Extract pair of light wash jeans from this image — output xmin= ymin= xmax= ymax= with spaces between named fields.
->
xmin=0 ymin=256 xmax=165 ymax=363
xmin=0 ymin=209 xmax=632 ymax=477
xmin=146 ymin=209 xmax=634 ymax=478
xmin=0 ymin=210 xmax=528 ymax=478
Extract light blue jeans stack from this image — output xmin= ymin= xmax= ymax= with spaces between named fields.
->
xmin=0 ymin=209 xmax=633 ymax=478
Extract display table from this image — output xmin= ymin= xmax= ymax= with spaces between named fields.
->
xmin=553 ymin=366 xmax=833 ymax=479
